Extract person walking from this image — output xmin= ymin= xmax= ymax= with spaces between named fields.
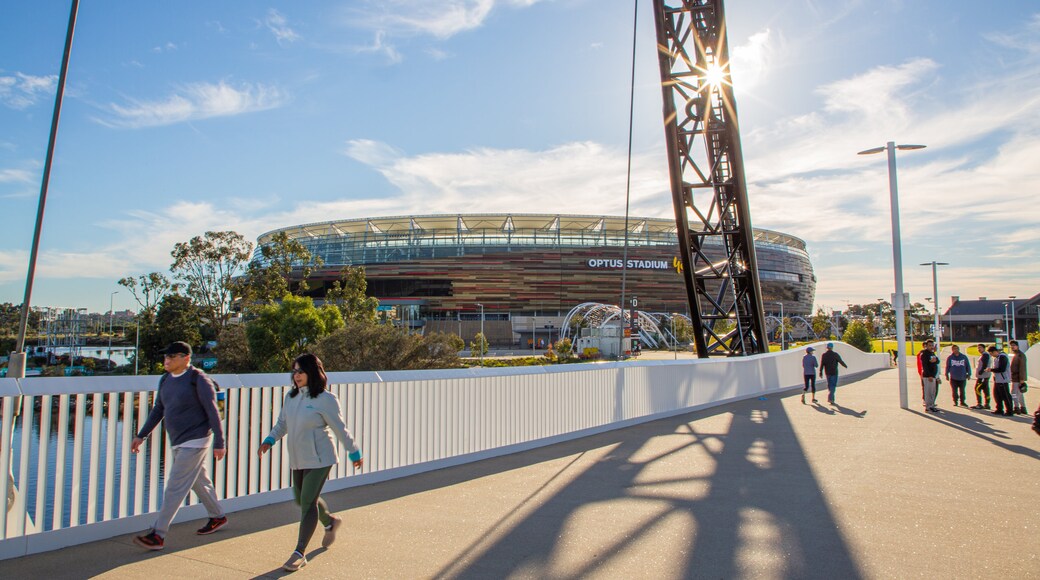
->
xmin=258 ymin=353 xmax=363 ymax=572
xmin=918 ymin=339 xmax=941 ymax=413
xmin=131 ymin=341 xmax=227 ymax=550
xmin=819 ymin=343 xmax=848 ymax=405
xmin=801 ymin=346 xmax=819 ymax=404
xmin=988 ymin=346 xmax=1014 ymax=417
xmin=944 ymin=344 xmax=971 ymax=407
xmin=1009 ymin=340 xmax=1028 ymax=415
xmin=971 ymin=343 xmax=992 ymax=410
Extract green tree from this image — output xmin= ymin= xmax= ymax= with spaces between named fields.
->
xmin=214 ymin=324 xmax=254 ymax=373
xmin=313 ymin=322 xmax=461 ymax=371
xmin=170 ymin=231 xmax=253 ymax=331
xmin=246 ymin=294 xmax=343 ymax=372
xmin=446 ymin=333 xmax=465 ymax=353
xmin=554 ymin=337 xmax=574 ymax=358
xmin=671 ymin=316 xmax=694 ymax=343
xmin=325 ymin=266 xmax=379 ymax=323
xmin=139 ymin=294 xmax=202 ymax=370
xmin=118 ymin=272 xmax=176 ymax=316
xmin=470 ymin=332 xmax=489 ymax=357
xmin=241 ymin=231 xmax=323 ymax=304
xmin=811 ymin=308 xmax=831 ymax=338
xmin=1027 ymin=330 xmax=1039 ymax=346
xmin=842 ymin=320 xmax=873 ymax=352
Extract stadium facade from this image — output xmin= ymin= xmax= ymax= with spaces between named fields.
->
xmin=256 ymin=214 xmax=815 ymax=336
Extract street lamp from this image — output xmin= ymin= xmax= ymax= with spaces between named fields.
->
xmin=476 ymin=303 xmax=484 ymax=366
xmin=1009 ymin=296 xmax=1017 ymax=342
xmin=108 ymin=291 xmax=118 ymax=371
xmin=773 ymin=301 xmax=785 ymax=350
xmin=1002 ymin=302 xmax=1010 ymax=347
xmin=919 ymin=261 xmax=948 ymax=345
xmin=859 ymin=141 xmax=926 ymax=409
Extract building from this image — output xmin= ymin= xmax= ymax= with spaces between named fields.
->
xmin=943 ymin=294 xmax=1040 ymax=343
xmin=255 ymin=214 xmax=816 ymax=345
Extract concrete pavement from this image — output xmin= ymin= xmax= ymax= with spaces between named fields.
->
xmin=1 ymin=369 xmax=1037 ymax=579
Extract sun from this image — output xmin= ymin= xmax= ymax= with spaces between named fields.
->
xmin=700 ymin=62 xmax=730 ymax=88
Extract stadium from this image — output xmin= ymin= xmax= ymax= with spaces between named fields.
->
xmin=255 ymin=214 xmax=816 ymax=346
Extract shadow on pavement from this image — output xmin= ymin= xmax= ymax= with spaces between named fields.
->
xmin=430 ymin=391 xmax=864 ymax=579
xmin=914 ymin=410 xmax=1040 ymax=459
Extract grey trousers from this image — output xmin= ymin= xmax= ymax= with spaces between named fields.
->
xmin=152 ymin=446 xmax=224 ymax=537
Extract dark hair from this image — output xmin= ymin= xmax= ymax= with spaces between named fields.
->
xmin=987 ymin=346 xmax=998 ymax=353
xmin=289 ymin=353 xmax=328 ymax=399
xmin=1010 ymin=340 xmax=1019 ymax=347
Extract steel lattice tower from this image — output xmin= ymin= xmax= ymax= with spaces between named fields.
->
xmin=652 ymin=0 xmax=768 ymax=356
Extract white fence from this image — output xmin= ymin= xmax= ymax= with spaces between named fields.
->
xmin=0 ymin=343 xmax=887 ymax=559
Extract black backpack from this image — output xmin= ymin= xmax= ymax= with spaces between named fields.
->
xmin=158 ymin=367 xmax=225 ymax=421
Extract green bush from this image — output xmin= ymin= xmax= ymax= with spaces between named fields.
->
xmin=842 ymin=320 xmax=873 ymax=352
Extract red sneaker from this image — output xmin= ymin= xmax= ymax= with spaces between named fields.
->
xmin=133 ymin=531 xmax=165 ymax=551
xmin=196 ymin=516 xmax=228 ymax=535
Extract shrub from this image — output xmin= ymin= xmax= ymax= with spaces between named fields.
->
xmin=842 ymin=320 xmax=873 ymax=352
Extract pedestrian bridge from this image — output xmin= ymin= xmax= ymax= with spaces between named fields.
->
xmin=1 ymin=351 xmax=1038 ymax=578
xmin=0 ymin=343 xmax=881 ymax=560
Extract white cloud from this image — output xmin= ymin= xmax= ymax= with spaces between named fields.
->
xmin=95 ymin=81 xmax=288 ymax=128
xmin=0 ymin=73 xmax=57 ymax=109
xmin=731 ymin=28 xmax=780 ymax=90
xmin=265 ymin=9 xmax=300 ymax=45
xmin=0 ymin=168 xmax=33 ymax=183
xmin=352 ymin=31 xmax=403 ymax=64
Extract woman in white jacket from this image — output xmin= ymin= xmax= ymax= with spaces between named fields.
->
xmin=258 ymin=353 xmax=363 ymax=572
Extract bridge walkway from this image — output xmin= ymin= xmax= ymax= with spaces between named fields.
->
xmin=2 ymin=369 xmax=1037 ymax=579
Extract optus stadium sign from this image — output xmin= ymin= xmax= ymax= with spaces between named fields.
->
xmin=586 ymin=258 xmax=672 ymax=270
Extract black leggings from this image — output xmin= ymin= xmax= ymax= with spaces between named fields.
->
xmin=993 ymin=383 xmax=1013 ymax=414
xmin=950 ymin=379 xmax=967 ymax=404
xmin=803 ymin=374 xmax=816 ymax=395
xmin=974 ymin=378 xmax=990 ymax=406
xmin=291 ymin=466 xmax=333 ymax=554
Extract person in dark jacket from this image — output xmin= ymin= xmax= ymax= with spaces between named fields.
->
xmin=918 ymin=340 xmax=941 ymax=413
xmin=1009 ymin=340 xmax=1028 ymax=415
xmin=944 ymin=344 xmax=971 ymax=407
xmin=131 ymin=341 xmax=227 ymax=550
xmin=971 ymin=343 xmax=992 ymax=410
xmin=819 ymin=343 xmax=848 ymax=405
xmin=988 ymin=346 xmax=1014 ymax=416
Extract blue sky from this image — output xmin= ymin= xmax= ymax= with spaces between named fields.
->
xmin=1 ymin=0 xmax=1038 ymax=315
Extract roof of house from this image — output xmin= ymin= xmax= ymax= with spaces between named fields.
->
xmin=944 ymin=293 xmax=1040 ymax=317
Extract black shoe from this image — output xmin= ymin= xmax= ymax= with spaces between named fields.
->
xmin=133 ymin=531 xmax=165 ymax=551
xmin=929 ymin=406 xmax=941 ymax=413
xmin=197 ymin=516 xmax=228 ymax=535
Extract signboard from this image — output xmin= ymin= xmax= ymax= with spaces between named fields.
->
xmin=586 ymin=258 xmax=671 ymax=270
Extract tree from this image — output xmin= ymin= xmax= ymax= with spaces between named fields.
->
xmin=138 ymin=294 xmax=202 ymax=371
xmin=325 ymin=266 xmax=379 ymax=323
xmin=170 ymin=231 xmax=253 ymax=330
xmin=246 ymin=294 xmax=343 ymax=372
xmin=671 ymin=316 xmax=694 ymax=343
xmin=470 ymin=332 xmax=489 ymax=357
xmin=811 ymin=308 xmax=831 ymax=338
xmin=214 ymin=324 xmax=254 ymax=373
xmin=554 ymin=337 xmax=574 ymax=358
xmin=313 ymin=322 xmax=462 ymax=371
xmin=241 ymin=231 xmax=323 ymax=304
xmin=842 ymin=320 xmax=873 ymax=352
xmin=118 ymin=272 xmax=176 ymax=315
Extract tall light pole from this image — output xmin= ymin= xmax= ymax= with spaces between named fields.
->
xmin=919 ymin=261 xmax=948 ymax=344
xmin=1002 ymin=302 xmax=1010 ymax=347
xmin=1009 ymin=296 xmax=1017 ymax=342
xmin=476 ymin=303 xmax=484 ymax=366
xmin=859 ymin=141 xmax=926 ymax=409
xmin=108 ymin=291 xmax=118 ymax=370
xmin=774 ymin=301 xmax=785 ymax=350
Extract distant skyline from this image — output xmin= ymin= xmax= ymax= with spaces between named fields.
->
xmin=1 ymin=1 xmax=1038 ymax=315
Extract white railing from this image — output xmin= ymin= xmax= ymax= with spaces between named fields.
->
xmin=0 ymin=343 xmax=887 ymax=559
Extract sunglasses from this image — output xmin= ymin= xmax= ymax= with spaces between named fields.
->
xmin=291 ymin=368 xmax=306 ymax=375
xmin=163 ymin=353 xmax=187 ymax=359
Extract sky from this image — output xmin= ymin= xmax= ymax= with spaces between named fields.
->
xmin=1 ymin=0 xmax=1038 ymax=316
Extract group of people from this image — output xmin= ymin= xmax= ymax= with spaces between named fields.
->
xmin=916 ymin=339 xmax=1030 ymax=416
xmin=801 ymin=342 xmax=848 ymax=405
xmin=130 ymin=341 xmax=363 ymax=572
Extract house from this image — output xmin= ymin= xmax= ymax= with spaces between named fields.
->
xmin=942 ymin=293 xmax=1040 ymax=343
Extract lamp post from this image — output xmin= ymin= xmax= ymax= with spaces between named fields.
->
xmin=919 ymin=261 xmax=948 ymax=345
xmin=476 ymin=303 xmax=484 ymax=366
xmin=774 ymin=301 xmax=785 ymax=350
xmin=1009 ymin=296 xmax=1017 ymax=342
xmin=859 ymin=141 xmax=926 ymax=409
xmin=1002 ymin=302 xmax=1010 ymax=347
xmin=877 ymin=298 xmax=886 ymax=353
xmin=108 ymin=291 xmax=118 ymax=371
